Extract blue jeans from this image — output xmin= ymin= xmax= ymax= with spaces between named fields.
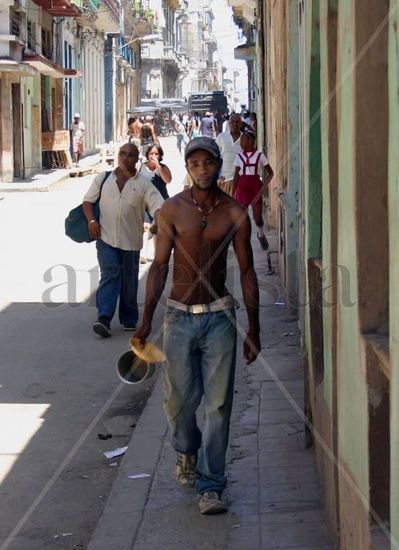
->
xmin=162 ymin=306 xmax=237 ymax=494
xmin=176 ymin=133 xmax=184 ymax=153
xmin=95 ymin=239 xmax=139 ymax=325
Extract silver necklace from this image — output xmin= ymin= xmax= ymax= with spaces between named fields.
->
xmin=190 ymin=188 xmax=222 ymax=230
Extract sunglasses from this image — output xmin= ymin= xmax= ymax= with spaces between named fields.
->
xmin=119 ymin=151 xmax=137 ymax=158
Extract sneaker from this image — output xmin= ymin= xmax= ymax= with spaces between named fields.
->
xmin=175 ymin=453 xmax=197 ymax=488
xmin=123 ymin=324 xmax=137 ymax=331
xmin=198 ymin=491 xmax=227 ymax=515
xmin=257 ymin=233 xmax=269 ymax=251
xmin=92 ymin=317 xmax=111 ymax=338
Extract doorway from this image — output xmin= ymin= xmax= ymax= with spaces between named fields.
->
xmin=12 ymin=83 xmax=24 ymax=179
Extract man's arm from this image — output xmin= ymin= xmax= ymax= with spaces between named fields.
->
xmin=232 ymin=166 xmax=240 ymax=193
xmin=82 ymin=174 xmax=102 ymax=239
xmin=135 ymin=202 xmax=175 ymax=344
xmin=232 ymin=211 xmax=260 ymax=364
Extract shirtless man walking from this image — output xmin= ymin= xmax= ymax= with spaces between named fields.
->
xmin=135 ymin=136 xmax=260 ymax=515
xmin=127 ymin=116 xmax=143 ymax=152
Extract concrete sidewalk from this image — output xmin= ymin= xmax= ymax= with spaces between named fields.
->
xmin=0 ymin=153 xmax=100 ymax=193
xmin=87 ymin=232 xmax=334 ymax=550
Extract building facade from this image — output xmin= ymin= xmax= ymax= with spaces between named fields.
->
xmin=230 ymin=0 xmax=398 ymax=547
xmin=140 ymin=0 xmax=187 ymax=99
xmin=0 ymin=0 xmax=145 ymax=182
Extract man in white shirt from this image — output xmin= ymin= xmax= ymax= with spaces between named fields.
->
xmin=82 ymin=143 xmax=164 ymax=337
xmin=70 ymin=113 xmax=85 ymax=167
xmin=215 ymin=113 xmax=243 ymax=196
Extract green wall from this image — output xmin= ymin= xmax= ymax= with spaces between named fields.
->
xmin=302 ymin=0 xmax=323 ymax=374
xmin=319 ymin=0 xmax=337 ymax=411
xmin=388 ymin=1 xmax=399 ymax=541
xmin=335 ymin=0 xmax=369 ymax=499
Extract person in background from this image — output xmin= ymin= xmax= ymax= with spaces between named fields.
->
xmin=185 ymin=112 xmax=195 ymax=138
xmin=127 ymin=116 xmax=143 ymax=152
xmin=241 ymin=110 xmax=251 ymax=128
xmin=232 ymin=129 xmax=274 ymax=251
xmin=141 ymin=143 xmax=171 ymax=200
xmin=135 ymin=136 xmax=260 ymax=515
xmin=215 ymin=113 xmax=243 ymax=196
xmin=249 ymin=112 xmax=257 ymax=133
xmin=154 ymin=110 xmax=163 ymax=135
xmin=141 ymin=115 xmax=158 ymax=149
xmin=191 ymin=117 xmax=201 ymax=139
xmin=199 ymin=111 xmax=216 ymax=138
xmin=173 ymin=115 xmax=188 ymax=154
xmin=213 ymin=110 xmax=224 ymax=136
xmin=70 ymin=113 xmax=85 ymax=167
xmin=82 ymin=142 xmax=163 ymax=337
xmin=222 ymin=114 xmax=230 ymax=133
xmin=139 ymin=143 xmax=171 ymax=264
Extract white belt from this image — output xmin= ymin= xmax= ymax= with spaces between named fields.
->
xmin=166 ymin=295 xmax=237 ymax=314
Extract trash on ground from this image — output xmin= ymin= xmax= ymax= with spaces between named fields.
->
xmin=98 ymin=433 xmax=112 ymax=440
xmin=109 ymin=462 xmax=118 ymax=467
xmin=103 ymin=446 xmax=128 ymax=459
xmin=128 ymin=473 xmax=151 ymax=480
xmin=275 ymin=301 xmax=285 ymax=306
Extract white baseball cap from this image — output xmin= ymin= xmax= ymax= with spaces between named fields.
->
xmin=74 ymin=112 xmax=80 ymax=118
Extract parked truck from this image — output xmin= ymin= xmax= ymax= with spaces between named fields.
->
xmin=188 ymin=91 xmax=228 ymax=115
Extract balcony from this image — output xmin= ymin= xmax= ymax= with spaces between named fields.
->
xmin=227 ymin=0 xmax=256 ymax=25
xmin=95 ymin=0 xmax=120 ymax=34
xmin=23 ymin=52 xmax=80 ymax=78
xmin=163 ymin=45 xmax=178 ymax=65
xmin=234 ymin=42 xmax=255 ymax=61
xmin=0 ymin=58 xmax=37 ymax=76
xmin=31 ymin=0 xmax=81 ymax=17
xmin=141 ymin=40 xmax=163 ymax=61
xmin=76 ymin=0 xmax=98 ymax=26
xmin=203 ymin=31 xmax=217 ymax=47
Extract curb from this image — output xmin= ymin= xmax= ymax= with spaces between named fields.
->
xmin=0 ymin=155 xmax=101 ymax=192
xmin=0 ymin=169 xmax=71 ymax=193
xmin=87 ymin=374 xmax=168 ymax=550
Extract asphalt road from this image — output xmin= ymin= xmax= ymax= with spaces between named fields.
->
xmin=0 ymin=136 xmax=185 ymax=550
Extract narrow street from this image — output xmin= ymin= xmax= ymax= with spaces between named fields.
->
xmin=0 ymin=136 xmax=334 ymax=550
xmin=0 ymin=136 xmax=185 ymax=550
xmin=1 ymin=0 xmax=398 ymax=547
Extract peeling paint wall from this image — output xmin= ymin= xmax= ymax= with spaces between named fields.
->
xmin=262 ymin=0 xmax=395 ymax=546
xmin=388 ymin=1 xmax=399 ymax=544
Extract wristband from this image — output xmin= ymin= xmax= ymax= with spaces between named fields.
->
xmin=89 ymin=219 xmax=96 ymax=224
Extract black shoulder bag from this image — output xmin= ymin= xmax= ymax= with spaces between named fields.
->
xmin=65 ymin=171 xmax=111 ymax=243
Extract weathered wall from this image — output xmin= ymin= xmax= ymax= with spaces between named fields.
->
xmin=389 ymin=1 xmax=399 ymax=544
xmin=263 ymin=0 xmax=299 ymax=313
xmin=318 ymin=0 xmax=339 ymax=535
xmin=22 ymin=76 xmax=42 ymax=176
xmin=334 ymin=1 xmax=370 ymax=545
xmin=264 ymin=0 xmax=288 ymax=229
xmin=0 ymin=75 xmax=15 ymax=182
xmin=262 ymin=0 xmax=395 ymax=546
